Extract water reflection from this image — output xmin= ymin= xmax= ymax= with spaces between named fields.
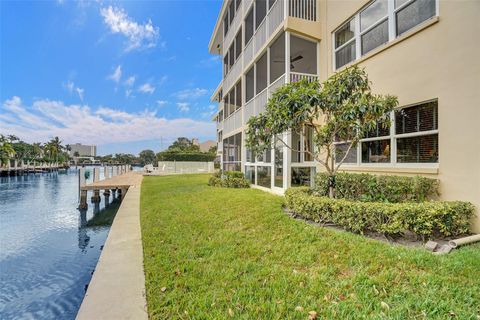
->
xmin=0 ymin=168 xmax=120 ymax=320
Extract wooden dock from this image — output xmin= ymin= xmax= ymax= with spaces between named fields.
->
xmin=80 ymin=172 xmax=143 ymax=191
xmin=78 ymin=166 xmax=143 ymax=209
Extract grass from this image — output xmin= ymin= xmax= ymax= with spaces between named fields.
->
xmin=140 ymin=174 xmax=480 ymax=319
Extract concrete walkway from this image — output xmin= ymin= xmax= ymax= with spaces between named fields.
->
xmin=76 ymin=185 xmax=148 ymax=320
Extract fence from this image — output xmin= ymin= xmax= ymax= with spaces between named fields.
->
xmin=152 ymin=161 xmax=215 ymax=174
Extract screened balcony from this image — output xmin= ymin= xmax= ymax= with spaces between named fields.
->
xmin=244 ymin=31 xmax=318 ymax=125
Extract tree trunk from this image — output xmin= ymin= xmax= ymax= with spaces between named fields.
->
xmin=328 ymin=175 xmax=336 ymax=198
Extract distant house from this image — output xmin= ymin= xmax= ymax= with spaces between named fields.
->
xmin=192 ymin=138 xmax=216 ymax=153
xmin=199 ymin=140 xmax=216 ymax=152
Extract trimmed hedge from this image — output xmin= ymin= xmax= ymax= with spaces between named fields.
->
xmin=285 ymin=187 xmax=474 ymax=238
xmin=314 ymin=172 xmax=439 ymax=203
xmin=156 ymin=151 xmax=216 ymax=162
xmin=208 ymin=171 xmax=250 ymax=188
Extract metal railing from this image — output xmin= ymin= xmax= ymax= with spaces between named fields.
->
xmin=224 ymin=52 xmax=243 ymax=92
xmin=288 ymin=0 xmax=316 ymax=21
xmin=268 ymin=0 xmax=285 ymax=39
xmin=254 ymin=19 xmax=268 ymax=56
xmin=223 ymin=108 xmax=243 ymax=136
xmin=290 ymin=72 xmax=318 ymax=83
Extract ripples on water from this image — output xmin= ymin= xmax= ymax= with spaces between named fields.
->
xmin=0 ymin=168 xmax=120 ymax=319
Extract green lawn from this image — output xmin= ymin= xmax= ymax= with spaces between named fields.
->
xmin=141 ymin=174 xmax=480 ymax=319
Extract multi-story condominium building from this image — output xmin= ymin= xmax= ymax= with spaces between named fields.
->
xmin=68 ymin=143 xmax=97 ymax=157
xmin=209 ymin=0 xmax=480 ymax=231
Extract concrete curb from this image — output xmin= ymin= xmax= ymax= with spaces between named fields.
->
xmin=76 ymin=185 xmax=148 ymax=320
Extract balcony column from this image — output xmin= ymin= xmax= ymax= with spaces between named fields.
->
xmin=285 ymin=31 xmax=291 ymax=83
xmin=284 ymin=131 xmax=292 ymax=189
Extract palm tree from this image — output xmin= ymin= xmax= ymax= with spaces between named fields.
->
xmin=32 ymin=143 xmax=42 ymax=160
xmin=0 ymin=141 xmax=15 ymax=167
xmin=46 ymin=137 xmax=63 ymax=163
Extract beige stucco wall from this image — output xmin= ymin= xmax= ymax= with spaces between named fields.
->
xmin=315 ymin=0 xmax=480 ymax=232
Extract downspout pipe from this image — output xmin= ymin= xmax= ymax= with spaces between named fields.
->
xmin=448 ymin=234 xmax=480 ymax=248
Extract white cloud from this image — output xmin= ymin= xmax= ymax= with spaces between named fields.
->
xmin=63 ymin=80 xmax=84 ymax=101
xmin=176 ymin=102 xmax=190 ymax=112
xmin=76 ymin=87 xmax=85 ymax=101
xmin=174 ymin=88 xmax=208 ymax=100
xmin=108 ymin=65 xmax=122 ymax=83
xmin=138 ymin=83 xmax=155 ymax=94
xmin=208 ymin=104 xmax=216 ymax=111
xmin=157 ymin=100 xmax=168 ymax=107
xmin=100 ymin=6 xmax=159 ymax=52
xmin=124 ymin=75 xmax=135 ymax=87
xmin=0 ymin=96 xmax=214 ymax=146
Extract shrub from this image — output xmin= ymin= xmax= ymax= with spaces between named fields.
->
xmin=285 ymin=187 xmax=474 ymax=238
xmin=208 ymin=171 xmax=250 ymax=188
xmin=314 ymin=172 xmax=439 ymax=203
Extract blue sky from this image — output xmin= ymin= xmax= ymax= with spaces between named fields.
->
xmin=0 ymin=0 xmax=222 ymax=155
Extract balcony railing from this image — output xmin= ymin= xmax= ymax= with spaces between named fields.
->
xmin=243 ymin=74 xmax=286 ymax=125
xmin=243 ymin=0 xmax=286 ymax=67
xmin=290 ymin=72 xmax=318 ymax=83
xmin=288 ymin=0 xmax=316 ymax=21
xmin=223 ymin=108 xmax=243 ymax=136
xmin=224 ymin=52 xmax=243 ymax=92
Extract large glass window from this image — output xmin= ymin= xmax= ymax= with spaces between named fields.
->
xmin=395 ymin=101 xmax=438 ymax=163
xmin=395 ymin=100 xmax=437 ymax=134
xmin=333 ymin=0 xmax=437 ymax=69
xmin=396 ymin=0 xmax=436 ymax=35
xmin=362 ymin=139 xmax=391 ymax=163
xmin=360 ymin=0 xmax=388 ymax=55
xmin=245 ymin=166 xmax=255 ymax=184
xmin=257 ymin=166 xmax=271 ymax=188
xmin=274 ymin=137 xmax=283 ymax=188
xmin=360 ymin=0 xmax=388 ymax=31
xmin=361 ymin=19 xmax=388 ymax=54
xmin=291 ymin=167 xmax=314 ymax=187
xmin=397 ymin=134 xmax=438 ymax=163
xmin=335 ymin=142 xmax=357 ymax=164
xmin=334 ymin=19 xmax=356 ymax=69
xmin=304 ymin=126 xmax=314 ymax=161
xmin=291 ymin=131 xmax=301 ymax=163
xmin=222 ymin=132 xmax=242 ymax=171
xmin=335 ymin=100 xmax=439 ymax=166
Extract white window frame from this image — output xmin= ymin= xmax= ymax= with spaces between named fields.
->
xmin=333 ymin=0 xmax=439 ymax=70
xmin=334 ymin=99 xmax=439 ymax=168
xmin=290 ymin=126 xmax=316 ymax=167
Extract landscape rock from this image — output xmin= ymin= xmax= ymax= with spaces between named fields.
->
xmin=425 ymin=241 xmax=438 ymax=252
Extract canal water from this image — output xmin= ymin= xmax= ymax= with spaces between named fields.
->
xmin=0 ymin=168 xmax=120 ymax=319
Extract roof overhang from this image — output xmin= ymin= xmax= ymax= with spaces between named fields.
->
xmin=208 ymin=1 xmax=228 ymax=55
xmin=210 ymin=81 xmax=223 ymax=102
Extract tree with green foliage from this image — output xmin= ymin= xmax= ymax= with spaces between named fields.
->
xmin=246 ymin=66 xmax=398 ymax=197
xmin=156 ymin=137 xmax=215 ymax=162
xmin=0 ymin=135 xmax=16 ymax=166
xmin=139 ymin=149 xmax=156 ymax=165
xmin=167 ymin=137 xmax=200 ymax=152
